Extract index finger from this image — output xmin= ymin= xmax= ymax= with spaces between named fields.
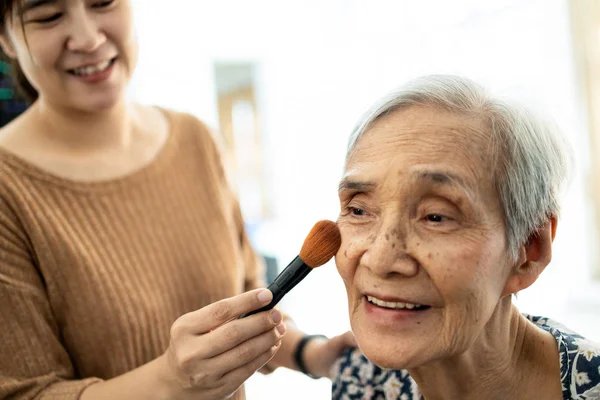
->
xmin=181 ymin=288 xmax=273 ymax=334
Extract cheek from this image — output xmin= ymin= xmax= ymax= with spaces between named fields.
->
xmin=111 ymin=20 xmax=138 ymax=72
xmin=110 ymin=11 xmax=136 ymax=47
xmin=335 ymin=237 xmax=356 ymax=285
xmin=336 ymin=223 xmax=373 ymax=258
xmin=17 ymin=36 xmax=60 ymax=72
xmin=335 ymin=225 xmax=370 ymax=284
xmin=421 ymin=233 xmax=507 ymax=299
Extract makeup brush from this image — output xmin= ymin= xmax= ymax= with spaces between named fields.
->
xmin=239 ymin=220 xmax=341 ymax=319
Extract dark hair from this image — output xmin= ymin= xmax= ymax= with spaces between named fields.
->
xmin=1 ymin=0 xmax=39 ymax=103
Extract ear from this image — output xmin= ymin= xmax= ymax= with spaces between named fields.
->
xmin=0 ymin=34 xmax=17 ymax=59
xmin=501 ymin=216 xmax=557 ymax=297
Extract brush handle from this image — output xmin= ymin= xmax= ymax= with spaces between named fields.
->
xmin=239 ymin=255 xmax=311 ymax=319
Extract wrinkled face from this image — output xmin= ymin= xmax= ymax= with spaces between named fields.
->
xmin=1 ymin=0 xmax=137 ymax=111
xmin=336 ymin=106 xmax=515 ymax=369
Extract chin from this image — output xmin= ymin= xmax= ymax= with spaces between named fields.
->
xmin=90 ymin=99 xmax=121 ymax=112
xmin=356 ymin=331 xmax=431 ymax=370
xmin=77 ymin=92 xmax=124 ymax=113
xmin=360 ymin=344 xmax=410 ymax=370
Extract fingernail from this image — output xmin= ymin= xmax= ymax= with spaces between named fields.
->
xmin=270 ymin=309 xmax=282 ymax=324
xmin=257 ymin=290 xmax=272 ymax=304
xmin=276 ymin=323 xmax=286 ymax=335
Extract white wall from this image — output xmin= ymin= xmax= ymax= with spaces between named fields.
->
xmin=129 ymin=1 xmax=599 ymax=398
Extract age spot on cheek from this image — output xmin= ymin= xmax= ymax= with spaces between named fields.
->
xmin=428 ymin=253 xmax=432 ymax=260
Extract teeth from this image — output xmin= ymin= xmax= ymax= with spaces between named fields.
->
xmin=366 ymin=295 xmax=423 ymax=310
xmin=72 ymin=60 xmax=112 ymax=76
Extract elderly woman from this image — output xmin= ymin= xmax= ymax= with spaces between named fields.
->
xmin=331 ymin=75 xmax=600 ymax=400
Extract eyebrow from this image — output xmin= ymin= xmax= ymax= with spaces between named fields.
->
xmin=414 ymin=170 xmax=475 ymax=198
xmin=338 ymin=180 xmax=376 ymax=193
xmin=338 ymin=169 xmax=475 ymax=198
xmin=21 ymin=0 xmax=56 ymax=13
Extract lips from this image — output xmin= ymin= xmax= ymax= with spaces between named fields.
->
xmin=67 ymin=57 xmax=117 ymax=76
xmin=364 ymin=294 xmax=431 ymax=310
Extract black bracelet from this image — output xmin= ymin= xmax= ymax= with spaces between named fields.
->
xmin=294 ymin=334 xmax=328 ymax=379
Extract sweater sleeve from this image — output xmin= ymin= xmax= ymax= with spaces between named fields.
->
xmin=0 ymin=198 xmax=101 ymax=400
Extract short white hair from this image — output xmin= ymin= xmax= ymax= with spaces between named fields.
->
xmin=346 ymin=75 xmax=573 ymax=261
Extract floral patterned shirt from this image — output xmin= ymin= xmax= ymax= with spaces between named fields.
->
xmin=331 ymin=315 xmax=600 ymax=400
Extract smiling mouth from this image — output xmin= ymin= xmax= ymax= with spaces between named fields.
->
xmin=68 ymin=57 xmax=117 ymax=76
xmin=366 ymin=295 xmax=431 ymax=311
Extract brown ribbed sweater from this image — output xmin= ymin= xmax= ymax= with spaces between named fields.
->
xmin=0 ymin=110 xmax=263 ymax=399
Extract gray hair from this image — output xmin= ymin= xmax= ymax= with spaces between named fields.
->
xmin=346 ymin=75 xmax=573 ymax=261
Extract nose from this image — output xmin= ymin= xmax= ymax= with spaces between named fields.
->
xmin=66 ymin=11 xmax=106 ymax=53
xmin=360 ymin=220 xmax=419 ymax=278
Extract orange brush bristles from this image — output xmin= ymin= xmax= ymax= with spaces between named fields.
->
xmin=298 ymin=220 xmax=342 ymax=268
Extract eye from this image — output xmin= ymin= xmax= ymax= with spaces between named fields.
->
xmin=93 ymin=0 xmax=115 ymax=7
xmin=425 ymin=214 xmax=447 ymax=223
xmin=352 ymin=207 xmax=365 ymax=216
xmin=349 ymin=207 xmax=366 ymax=216
xmin=32 ymin=13 xmax=62 ymax=23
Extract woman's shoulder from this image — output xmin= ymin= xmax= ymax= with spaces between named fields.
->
xmin=155 ymin=107 xmax=213 ymax=139
xmin=525 ymin=314 xmax=600 ymax=399
xmin=0 ymin=147 xmax=30 ymax=199
xmin=331 ymin=347 xmax=420 ymax=399
xmin=154 ymin=106 xmax=224 ymax=157
xmin=152 ymin=106 xmax=234 ymax=184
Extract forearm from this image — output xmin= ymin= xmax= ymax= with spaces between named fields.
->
xmin=80 ymin=355 xmax=174 ymax=400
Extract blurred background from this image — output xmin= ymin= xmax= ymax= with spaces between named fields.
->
xmin=2 ymin=0 xmax=599 ymax=398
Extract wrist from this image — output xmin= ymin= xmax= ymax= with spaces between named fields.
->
xmin=154 ymin=353 xmax=182 ymax=400
xmin=79 ymin=354 xmax=178 ymax=400
xmin=293 ymin=334 xmax=328 ymax=379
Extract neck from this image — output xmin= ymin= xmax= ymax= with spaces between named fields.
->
xmin=408 ymin=298 xmax=560 ymax=400
xmin=31 ymin=97 xmax=135 ymax=153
